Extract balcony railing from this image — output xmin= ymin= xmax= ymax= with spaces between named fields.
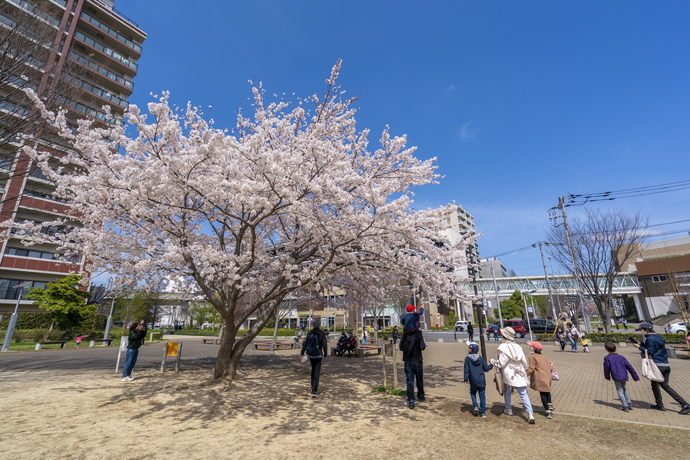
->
xmin=79 ymin=11 xmax=142 ymax=54
xmin=63 ymin=73 xmax=129 ymax=108
xmin=73 ymin=30 xmax=138 ymax=71
xmin=69 ymin=51 xmax=134 ymax=89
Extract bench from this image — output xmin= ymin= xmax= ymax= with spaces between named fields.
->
xmin=202 ymin=338 xmax=219 ymax=345
xmin=254 ymin=341 xmax=295 ymax=351
xmin=357 ymin=345 xmax=382 ymax=358
xmin=35 ymin=341 xmax=68 ymax=350
xmin=89 ymin=339 xmax=113 ymax=347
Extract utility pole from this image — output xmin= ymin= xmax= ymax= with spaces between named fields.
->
xmin=534 ymin=242 xmax=558 ymax=321
xmin=550 ymin=196 xmax=592 ymax=333
xmin=490 ymin=260 xmax=503 ymax=328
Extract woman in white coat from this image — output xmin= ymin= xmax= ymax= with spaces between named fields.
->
xmin=490 ymin=326 xmax=535 ymax=424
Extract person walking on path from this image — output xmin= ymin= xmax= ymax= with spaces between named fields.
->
xmin=121 ymin=321 xmax=147 ymax=382
xmin=567 ymin=323 xmax=580 ymax=352
xmin=526 ymin=341 xmax=554 ymax=419
xmin=490 ymin=327 xmax=536 ymax=424
xmin=74 ymin=334 xmax=88 ymax=348
xmin=491 ymin=323 xmax=499 ymax=341
xmin=391 ymin=326 xmax=399 ymax=345
xmin=632 ymin=322 xmax=690 ymax=414
xmin=467 ymin=323 xmax=474 ymax=342
xmin=603 ymin=342 xmax=639 ymax=412
xmin=400 ymin=327 xmax=426 ymax=409
xmin=463 ymin=342 xmax=493 ymax=418
xmin=300 ymin=318 xmax=328 ymax=398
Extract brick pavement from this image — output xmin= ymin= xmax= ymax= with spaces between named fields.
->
xmin=418 ymin=339 xmax=690 ymax=429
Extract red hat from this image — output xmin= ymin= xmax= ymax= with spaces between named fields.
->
xmin=527 ymin=341 xmax=543 ymax=351
xmin=406 ymin=305 xmax=416 ymax=312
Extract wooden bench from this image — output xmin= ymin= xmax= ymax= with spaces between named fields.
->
xmin=357 ymin=345 xmax=382 ymax=358
xmin=88 ymin=339 xmax=113 ymax=347
xmin=254 ymin=341 xmax=295 ymax=350
xmin=202 ymin=338 xmax=219 ymax=345
xmin=35 ymin=341 xmax=68 ymax=350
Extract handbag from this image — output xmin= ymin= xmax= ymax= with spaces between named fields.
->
xmin=550 ymin=361 xmax=560 ymax=381
xmin=641 ymin=350 xmax=664 ymax=382
xmin=494 ymin=369 xmax=504 ymax=395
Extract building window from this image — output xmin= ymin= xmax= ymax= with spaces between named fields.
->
xmin=651 ymin=275 xmax=668 ymax=283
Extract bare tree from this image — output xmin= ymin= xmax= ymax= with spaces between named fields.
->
xmin=547 ymin=208 xmax=649 ymax=332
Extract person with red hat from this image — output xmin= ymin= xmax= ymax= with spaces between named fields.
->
xmin=401 ymin=304 xmax=424 ymax=334
xmin=526 ymin=341 xmax=555 ymax=419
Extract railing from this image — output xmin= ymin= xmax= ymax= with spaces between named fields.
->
xmin=6 ymin=0 xmax=61 ymax=27
xmin=73 ymin=30 xmax=138 ymax=71
xmin=68 ymin=51 xmax=134 ymax=89
xmin=63 ymin=73 xmax=128 ymax=108
xmin=79 ymin=11 xmax=142 ymax=53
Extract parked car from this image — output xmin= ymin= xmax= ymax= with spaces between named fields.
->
xmin=524 ymin=319 xmax=557 ymax=334
xmin=668 ymin=322 xmax=688 ymax=334
xmin=454 ymin=321 xmax=469 ymax=332
xmin=484 ymin=320 xmax=528 ymax=338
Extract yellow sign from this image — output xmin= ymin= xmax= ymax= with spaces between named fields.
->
xmin=166 ymin=342 xmax=180 ymax=357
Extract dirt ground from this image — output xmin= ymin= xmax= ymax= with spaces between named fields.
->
xmin=1 ymin=354 xmax=688 ymax=460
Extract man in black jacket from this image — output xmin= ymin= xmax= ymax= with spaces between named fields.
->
xmin=300 ymin=318 xmax=328 ymax=398
xmin=399 ymin=330 xmax=426 ymax=409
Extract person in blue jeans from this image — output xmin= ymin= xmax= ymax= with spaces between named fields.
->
xmin=463 ymin=342 xmax=493 ymax=417
xmin=400 ymin=329 xmax=426 ymax=409
xmin=632 ymin=322 xmax=690 ymax=414
xmin=122 ymin=321 xmax=147 ymax=382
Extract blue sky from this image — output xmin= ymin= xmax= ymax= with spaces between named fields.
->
xmin=114 ymin=0 xmax=690 ymax=276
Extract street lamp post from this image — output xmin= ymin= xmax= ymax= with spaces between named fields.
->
xmin=2 ymin=282 xmax=32 ymax=352
xmin=520 ymin=289 xmax=536 ymax=341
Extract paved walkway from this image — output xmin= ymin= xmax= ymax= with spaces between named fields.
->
xmin=414 ymin=339 xmax=690 ymax=429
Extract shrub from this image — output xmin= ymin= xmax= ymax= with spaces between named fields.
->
xmin=535 ymin=332 xmax=687 ymax=344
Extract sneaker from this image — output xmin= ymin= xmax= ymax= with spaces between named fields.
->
xmin=408 ymin=402 xmax=415 ymax=409
xmin=650 ymin=404 xmax=667 ymax=411
xmin=311 ymin=392 xmax=318 ymax=398
xmin=473 ymin=407 xmax=479 ymax=416
xmin=528 ymin=414 xmax=535 ymax=424
xmin=546 ymin=411 xmax=553 ymax=419
xmin=679 ymin=404 xmax=690 ymax=415
xmin=622 ymin=406 xmax=629 ymax=412
xmin=121 ymin=376 xmax=132 ymax=382
xmin=418 ymin=396 xmax=426 ymax=402
xmin=628 ymin=405 xmax=633 ymax=411
xmin=503 ymin=408 xmax=513 ymax=416
xmin=480 ymin=413 xmax=487 ymax=418
xmin=548 ymin=403 xmax=555 ymax=412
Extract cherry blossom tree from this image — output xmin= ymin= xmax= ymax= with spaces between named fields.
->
xmin=20 ymin=61 xmax=471 ymax=383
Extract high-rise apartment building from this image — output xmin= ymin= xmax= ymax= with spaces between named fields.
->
xmin=0 ymin=0 xmax=145 ymax=311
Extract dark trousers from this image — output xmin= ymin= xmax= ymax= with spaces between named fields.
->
xmin=122 ymin=348 xmax=139 ymax=378
xmin=651 ymin=367 xmax=687 ymax=407
xmin=404 ymin=361 xmax=425 ymax=403
xmin=539 ymin=391 xmax=552 ymax=411
xmin=309 ymin=357 xmax=323 ymax=393
xmin=468 ymin=332 xmax=474 ymax=342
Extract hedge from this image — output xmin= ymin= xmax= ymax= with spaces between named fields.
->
xmin=535 ymin=332 xmax=687 ymax=344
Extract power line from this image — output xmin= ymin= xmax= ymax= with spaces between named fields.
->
xmin=565 ymin=179 xmax=690 ymax=206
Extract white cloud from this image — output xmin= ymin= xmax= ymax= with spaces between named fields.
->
xmin=459 ymin=122 xmax=480 ymax=140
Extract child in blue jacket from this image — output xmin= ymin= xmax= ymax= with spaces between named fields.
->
xmin=401 ymin=304 xmax=424 ymax=334
xmin=463 ymin=342 xmax=493 ymax=417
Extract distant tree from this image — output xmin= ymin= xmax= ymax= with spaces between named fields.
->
xmin=26 ymin=274 xmax=93 ymax=333
xmin=189 ymin=301 xmax=217 ymax=328
xmin=547 ymin=208 xmax=649 ymax=332
xmin=498 ymin=290 xmax=526 ymax=320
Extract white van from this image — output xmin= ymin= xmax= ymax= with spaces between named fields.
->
xmin=454 ymin=321 xmax=469 ymax=332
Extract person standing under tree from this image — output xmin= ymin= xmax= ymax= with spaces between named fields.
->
xmin=300 ymin=318 xmax=328 ymax=398
xmin=400 ymin=327 xmax=426 ymax=409
xmin=121 ymin=321 xmax=147 ymax=382
xmin=467 ymin=322 xmax=474 ymax=342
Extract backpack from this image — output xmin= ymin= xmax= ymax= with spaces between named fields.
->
xmin=305 ymin=330 xmax=322 ymax=356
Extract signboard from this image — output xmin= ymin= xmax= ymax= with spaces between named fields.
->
xmin=166 ymin=342 xmax=180 ymax=357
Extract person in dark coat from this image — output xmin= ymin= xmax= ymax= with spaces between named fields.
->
xmin=467 ymin=323 xmax=474 ymax=342
xmin=399 ymin=329 xmax=426 ymax=409
xmin=463 ymin=342 xmax=493 ymax=417
xmin=300 ymin=318 xmax=328 ymax=397
xmin=391 ymin=326 xmax=399 ymax=345
xmin=632 ymin=322 xmax=690 ymax=414
xmin=121 ymin=320 xmax=147 ymax=382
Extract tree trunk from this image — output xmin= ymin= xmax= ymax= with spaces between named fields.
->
xmin=272 ymin=309 xmax=280 ymax=346
xmin=213 ymin=332 xmax=249 ymax=382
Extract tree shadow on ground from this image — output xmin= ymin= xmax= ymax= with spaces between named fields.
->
xmin=99 ymin=352 xmax=446 ymax=438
